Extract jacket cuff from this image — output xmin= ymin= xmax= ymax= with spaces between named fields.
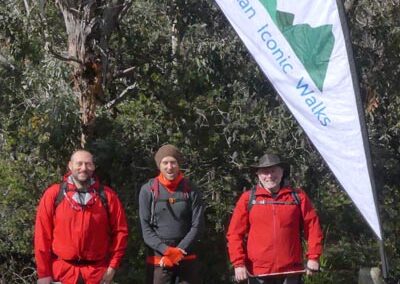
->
xmin=307 ymin=254 xmax=320 ymax=261
xmin=234 ymin=264 xmax=245 ymax=268
xmin=109 ymin=257 xmax=122 ymax=269
xmin=232 ymin=260 xmax=245 ymax=268
xmin=158 ymin=243 xmax=169 ymax=254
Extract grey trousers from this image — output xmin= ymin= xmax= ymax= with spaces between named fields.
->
xmin=145 ymin=259 xmax=201 ymax=284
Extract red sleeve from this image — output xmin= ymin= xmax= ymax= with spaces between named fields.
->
xmin=34 ymin=185 xmax=58 ymax=278
xmin=226 ymin=192 xmax=250 ymax=267
xmin=106 ymin=188 xmax=129 ymax=269
xmin=299 ymin=190 xmax=323 ymax=260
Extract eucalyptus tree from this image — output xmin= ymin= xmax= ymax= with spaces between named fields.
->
xmin=36 ymin=0 xmax=137 ymax=147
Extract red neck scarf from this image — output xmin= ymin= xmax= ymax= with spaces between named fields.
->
xmin=157 ymin=171 xmax=184 ymax=193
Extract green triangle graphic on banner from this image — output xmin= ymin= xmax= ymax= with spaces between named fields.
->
xmin=260 ymin=0 xmax=335 ymax=92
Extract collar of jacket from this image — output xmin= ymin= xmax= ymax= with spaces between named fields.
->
xmin=157 ymin=171 xmax=184 ymax=192
xmin=254 ymin=185 xmax=294 ymax=197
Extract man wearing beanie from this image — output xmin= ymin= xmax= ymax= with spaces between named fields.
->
xmin=139 ymin=144 xmax=204 ymax=284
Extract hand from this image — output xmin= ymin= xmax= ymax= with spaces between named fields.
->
xmin=164 ymin=247 xmax=187 ymax=265
xmin=306 ymin=259 xmax=320 ymax=275
xmin=159 ymin=256 xmax=174 ymax=268
xmin=37 ymin=277 xmax=53 ymax=284
xmin=234 ymin=266 xmax=248 ymax=282
xmin=101 ymin=267 xmax=116 ymax=284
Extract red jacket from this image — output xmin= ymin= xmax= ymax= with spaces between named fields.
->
xmin=226 ymin=185 xmax=323 ymax=276
xmin=34 ymin=174 xmax=128 ymax=282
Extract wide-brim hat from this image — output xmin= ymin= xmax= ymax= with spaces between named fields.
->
xmin=250 ymin=153 xmax=290 ymax=176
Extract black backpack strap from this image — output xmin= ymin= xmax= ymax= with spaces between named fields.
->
xmin=247 ymin=186 xmax=256 ymax=212
xmin=291 ymin=188 xmax=301 ymax=205
xmin=149 ymin=178 xmax=192 ymax=226
xmin=181 ymin=179 xmax=191 ymax=199
xmin=97 ymin=184 xmax=109 ymax=218
xmin=54 ymin=182 xmax=68 ymax=208
xmin=150 ymin=178 xmax=159 ymax=227
xmin=54 ymin=182 xmax=109 ymax=218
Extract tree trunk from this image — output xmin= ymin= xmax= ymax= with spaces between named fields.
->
xmin=168 ymin=0 xmax=185 ymax=87
xmin=55 ymin=0 xmax=125 ymax=147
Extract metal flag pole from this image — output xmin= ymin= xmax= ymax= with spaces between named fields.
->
xmin=335 ymin=0 xmax=389 ymax=279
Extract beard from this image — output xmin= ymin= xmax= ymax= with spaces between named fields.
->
xmin=72 ymin=171 xmax=92 ymax=183
xmin=260 ymin=179 xmax=281 ymax=191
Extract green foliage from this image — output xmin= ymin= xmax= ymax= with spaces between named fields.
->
xmin=303 ymin=254 xmax=334 ymax=284
xmin=1 ymin=0 xmax=400 ymax=283
xmin=348 ymin=0 xmax=400 ymax=282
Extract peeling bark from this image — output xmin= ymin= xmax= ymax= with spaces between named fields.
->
xmin=54 ymin=0 xmax=127 ymax=147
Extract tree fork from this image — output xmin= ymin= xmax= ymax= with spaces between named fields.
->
xmin=54 ymin=0 xmax=128 ymax=147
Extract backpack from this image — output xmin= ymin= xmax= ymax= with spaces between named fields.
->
xmin=247 ymin=186 xmax=301 ymax=212
xmin=149 ymin=177 xmax=191 ymax=226
xmin=54 ymin=182 xmax=109 ymax=217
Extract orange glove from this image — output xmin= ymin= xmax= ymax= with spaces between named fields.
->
xmin=164 ymin=247 xmax=185 ymax=265
xmin=160 ymin=256 xmax=174 ymax=268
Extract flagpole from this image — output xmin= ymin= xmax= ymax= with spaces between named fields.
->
xmin=335 ymin=0 xmax=389 ymax=278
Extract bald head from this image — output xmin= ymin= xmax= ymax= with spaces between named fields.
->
xmin=70 ymin=150 xmax=94 ymax=163
xmin=68 ymin=150 xmax=95 ymax=184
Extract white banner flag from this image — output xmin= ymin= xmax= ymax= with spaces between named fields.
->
xmin=216 ymin=0 xmax=382 ymax=239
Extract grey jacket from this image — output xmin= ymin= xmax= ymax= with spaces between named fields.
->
xmin=138 ymin=178 xmax=204 ymax=255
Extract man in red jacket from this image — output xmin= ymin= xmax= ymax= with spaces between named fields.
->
xmin=34 ymin=150 xmax=128 ymax=284
xmin=227 ymin=153 xmax=323 ymax=284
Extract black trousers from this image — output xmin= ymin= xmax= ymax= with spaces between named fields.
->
xmin=145 ymin=259 xmax=201 ymax=284
xmin=248 ymin=274 xmax=302 ymax=284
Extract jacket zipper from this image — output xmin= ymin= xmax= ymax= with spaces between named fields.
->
xmin=79 ymin=208 xmax=85 ymax=260
xmin=272 ymin=203 xmax=277 ymax=272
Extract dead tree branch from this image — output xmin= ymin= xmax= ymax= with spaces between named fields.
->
xmin=104 ymin=82 xmax=137 ymax=109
